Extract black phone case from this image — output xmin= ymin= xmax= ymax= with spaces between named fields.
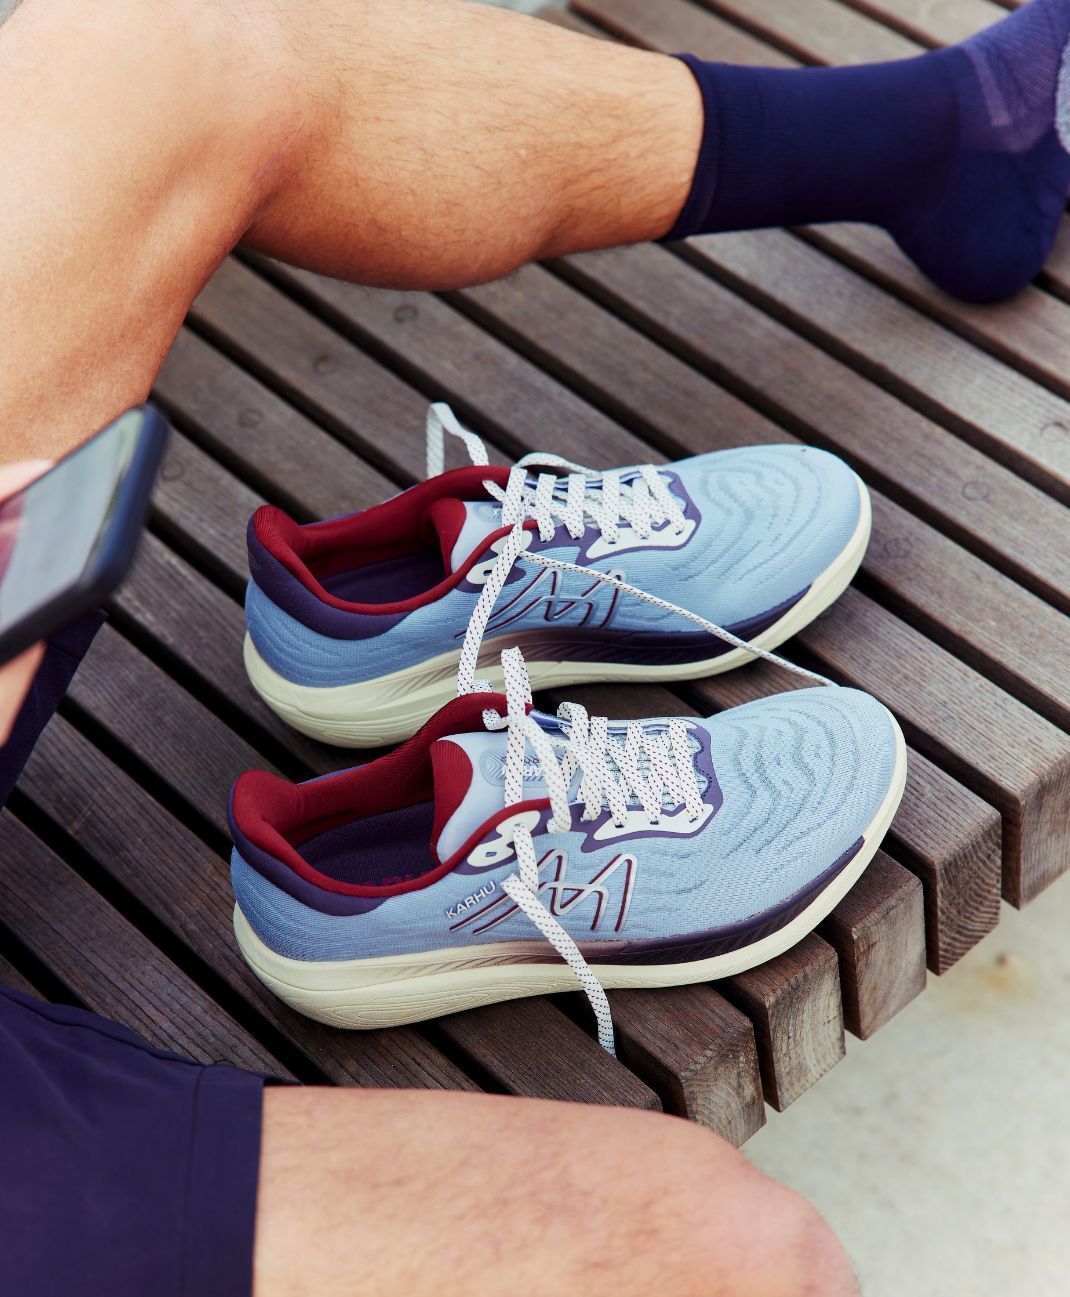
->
xmin=0 ymin=405 xmax=170 ymax=666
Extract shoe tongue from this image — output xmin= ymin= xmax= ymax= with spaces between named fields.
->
xmin=429 ymin=729 xmax=551 ymax=864
xmin=423 ymin=498 xmax=505 ymax=573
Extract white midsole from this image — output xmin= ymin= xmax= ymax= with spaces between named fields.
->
xmin=246 ymin=475 xmax=871 ymax=746
xmin=233 ymin=709 xmax=906 ymax=1031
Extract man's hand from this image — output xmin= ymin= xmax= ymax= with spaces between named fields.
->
xmin=0 ymin=461 xmax=51 ymax=745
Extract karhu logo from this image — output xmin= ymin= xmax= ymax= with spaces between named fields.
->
xmin=449 ymin=850 xmax=637 ymax=935
xmin=445 ymin=880 xmax=497 ymax=922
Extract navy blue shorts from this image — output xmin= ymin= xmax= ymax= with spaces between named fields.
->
xmin=0 ymin=616 xmax=266 ymax=1296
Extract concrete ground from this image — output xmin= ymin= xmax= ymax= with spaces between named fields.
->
xmin=746 ymin=868 xmax=1070 ymax=1297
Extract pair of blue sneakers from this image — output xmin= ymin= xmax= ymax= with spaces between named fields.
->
xmin=230 ymin=406 xmax=906 ymax=1053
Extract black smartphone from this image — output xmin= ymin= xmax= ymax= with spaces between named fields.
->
xmin=0 ymin=405 xmax=169 ymax=666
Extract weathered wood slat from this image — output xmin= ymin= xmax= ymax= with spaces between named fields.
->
xmin=572 ymin=0 xmax=791 ymax=59
xmin=722 ymin=934 xmax=845 ymax=1111
xmin=0 ymin=811 xmax=286 ymax=1073
xmin=154 ymin=422 xmax=259 ymax=587
xmin=19 ymin=713 xmax=479 ymax=1093
xmin=819 ymin=852 xmax=926 ymax=1038
xmin=835 ymin=0 xmax=1004 ymax=48
xmin=114 ymin=531 xmax=338 ymax=778
xmin=191 ymin=260 xmax=508 ymax=479
xmin=156 ymin=326 xmax=395 ymax=523
xmin=607 ymin=986 xmax=766 ymax=1143
xmin=67 ymin=622 xmax=268 ymax=839
xmin=250 ymin=256 xmax=656 ymax=471
xmin=559 ymin=243 xmax=1070 ymax=615
xmin=695 ymin=0 xmax=918 ymax=60
xmin=798 ymin=588 xmax=1070 ymax=906
xmin=799 ymin=224 xmax=1070 ymax=403
xmin=682 ymin=228 xmax=1070 ymax=504
xmin=434 ymin=999 xmax=662 ymax=1112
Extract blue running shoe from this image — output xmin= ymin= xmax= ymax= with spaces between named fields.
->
xmin=229 ymin=651 xmax=906 ymax=1049
xmin=243 ymin=405 xmax=871 ymax=746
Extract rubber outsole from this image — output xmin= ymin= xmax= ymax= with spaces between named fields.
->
xmin=245 ymin=475 xmax=872 ymax=747
xmin=233 ymin=708 xmax=906 ymax=1031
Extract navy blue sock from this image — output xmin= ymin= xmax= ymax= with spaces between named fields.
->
xmin=666 ymin=0 xmax=1070 ymax=303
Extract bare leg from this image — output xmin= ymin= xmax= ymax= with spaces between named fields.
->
xmin=0 ymin=0 xmax=697 ymax=459
xmin=243 ymin=1 xmax=701 ymax=287
xmin=255 ymin=1087 xmax=858 ymax=1297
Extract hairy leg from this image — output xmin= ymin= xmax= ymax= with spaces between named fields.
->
xmin=0 ymin=0 xmax=696 ymax=460
xmin=255 ymin=1087 xmax=858 ymax=1297
xmin=243 ymin=0 xmax=700 ymax=287
xmin=0 ymin=0 xmax=303 ymax=458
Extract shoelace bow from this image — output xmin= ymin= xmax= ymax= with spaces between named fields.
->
xmin=485 ymin=647 xmax=707 ymax=1055
xmin=425 ymin=403 xmax=834 ymax=696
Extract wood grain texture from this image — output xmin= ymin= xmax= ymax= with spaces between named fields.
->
xmin=19 ymin=714 xmax=479 ymax=1093
xmin=254 ymin=258 xmax=655 ymax=471
xmin=434 ymin=998 xmax=662 ymax=1111
xmin=695 ymin=0 xmax=917 ymax=61
xmin=682 ymin=228 xmax=1070 ymax=505
xmin=723 ymin=935 xmax=845 ymax=1110
xmin=819 ymin=852 xmax=927 ymax=1038
xmin=190 ymin=259 xmax=499 ymax=481
xmin=155 ymin=326 xmax=395 ymax=523
xmin=607 ymin=986 xmax=766 ymax=1144
xmin=67 ymin=621 xmax=269 ymax=839
xmin=836 ymin=0 xmax=1001 ymax=47
xmin=556 ymin=241 xmax=1070 ymax=615
xmin=0 ymin=812 xmax=287 ymax=1073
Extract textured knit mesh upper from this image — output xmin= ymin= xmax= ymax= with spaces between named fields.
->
xmin=232 ymin=686 xmax=899 ymax=963
xmin=247 ymin=444 xmax=862 ymax=689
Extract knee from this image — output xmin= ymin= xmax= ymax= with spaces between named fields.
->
xmin=633 ymin=1120 xmax=858 ymax=1297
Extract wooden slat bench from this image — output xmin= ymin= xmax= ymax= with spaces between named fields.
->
xmin=1 ymin=0 xmax=1067 ymax=1147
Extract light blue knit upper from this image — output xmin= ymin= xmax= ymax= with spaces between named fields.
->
xmin=233 ymin=687 xmax=898 ymax=963
xmin=247 ymin=445 xmax=862 ymax=688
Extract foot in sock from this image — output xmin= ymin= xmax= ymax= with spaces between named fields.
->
xmin=668 ymin=0 xmax=1070 ymax=303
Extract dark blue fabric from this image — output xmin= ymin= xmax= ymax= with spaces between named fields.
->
xmin=0 ymin=984 xmax=264 ymax=1297
xmin=0 ymin=619 xmax=265 ymax=1294
xmin=0 ymin=609 xmax=106 ymax=804
xmin=666 ymin=0 xmax=1070 ymax=302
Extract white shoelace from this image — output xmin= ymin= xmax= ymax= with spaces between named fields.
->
xmin=425 ymin=403 xmax=833 ymax=695
xmin=486 ymin=647 xmax=706 ymax=1055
